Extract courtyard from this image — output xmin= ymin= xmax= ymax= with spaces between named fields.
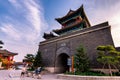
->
xmin=0 ymin=70 xmax=64 ymax=80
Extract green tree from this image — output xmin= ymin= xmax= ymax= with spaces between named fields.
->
xmin=24 ymin=54 xmax=35 ymax=65
xmin=74 ymin=45 xmax=90 ymax=72
xmin=33 ymin=51 xmax=42 ymax=67
xmin=97 ymin=45 xmax=120 ymax=76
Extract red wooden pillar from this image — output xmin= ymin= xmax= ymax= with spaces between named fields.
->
xmin=7 ymin=56 xmax=11 ymax=69
xmin=71 ymin=56 xmax=74 ymax=73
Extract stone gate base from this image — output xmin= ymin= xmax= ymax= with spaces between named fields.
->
xmin=44 ymin=67 xmax=55 ymax=73
xmin=45 ymin=67 xmax=66 ymax=73
xmin=57 ymin=74 xmax=120 ymax=80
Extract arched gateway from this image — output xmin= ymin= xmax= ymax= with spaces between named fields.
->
xmin=55 ymin=46 xmax=71 ymax=73
xmin=56 ymin=53 xmax=69 ymax=73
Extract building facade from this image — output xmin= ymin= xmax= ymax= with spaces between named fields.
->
xmin=0 ymin=49 xmax=18 ymax=69
xmin=39 ymin=5 xmax=114 ymax=73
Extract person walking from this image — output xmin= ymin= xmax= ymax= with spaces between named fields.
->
xmin=34 ymin=67 xmax=42 ymax=79
xmin=20 ymin=65 xmax=26 ymax=78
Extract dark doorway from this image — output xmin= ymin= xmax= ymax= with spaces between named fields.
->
xmin=57 ymin=53 xmax=69 ymax=73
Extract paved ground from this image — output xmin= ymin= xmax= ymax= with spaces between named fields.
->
xmin=0 ymin=70 xmax=65 ymax=80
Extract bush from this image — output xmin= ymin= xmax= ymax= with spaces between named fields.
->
xmin=27 ymin=68 xmax=35 ymax=71
xmin=112 ymin=72 xmax=120 ymax=76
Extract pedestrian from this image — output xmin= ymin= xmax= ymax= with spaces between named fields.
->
xmin=20 ymin=65 xmax=26 ymax=78
xmin=34 ymin=67 xmax=42 ymax=79
xmin=37 ymin=67 xmax=42 ymax=79
xmin=9 ymin=66 xmax=16 ymax=78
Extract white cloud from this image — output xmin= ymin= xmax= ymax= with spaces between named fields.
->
xmin=3 ymin=42 xmax=38 ymax=62
xmin=8 ymin=0 xmax=21 ymax=8
xmin=8 ymin=0 xmax=17 ymax=4
xmin=1 ymin=0 xmax=48 ymax=43
xmin=23 ymin=0 xmax=48 ymax=42
xmin=85 ymin=1 xmax=120 ymax=47
xmin=0 ymin=24 xmax=21 ymax=40
xmin=111 ymin=14 xmax=120 ymax=47
xmin=25 ymin=1 xmax=41 ymax=33
xmin=0 ymin=0 xmax=48 ymax=61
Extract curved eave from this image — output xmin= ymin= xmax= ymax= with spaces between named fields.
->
xmin=53 ymin=29 xmax=60 ymax=34
xmin=53 ymin=21 xmax=83 ymax=34
xmin=9 ymin=53 xmax=18 ymax=56
xmin=55 ymin=5 xmax=83 ymax=24
xmin=55 ymin=5 xmax=91 ymax=27
xmin=43 ymin=32 xmax=57 ymax=39
xmin=4 ymin=53 xmax=18 ymax=56
xmin=82 ymin=8 xmax=91 ymax=27
xmin=0 ymin=50 xmax=18 ymax=56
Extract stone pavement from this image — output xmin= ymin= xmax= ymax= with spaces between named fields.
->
xmin=0 ymin=70 xmax=65 ymax=80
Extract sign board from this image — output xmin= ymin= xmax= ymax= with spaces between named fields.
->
xmin=67 ymin=58 xmax=72 ymax=66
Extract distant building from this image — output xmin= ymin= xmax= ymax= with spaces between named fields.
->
xmin=38 ymin=5 xmax=114 ymax=73
xmin=0 ymin=49 xmax=18 ymax=69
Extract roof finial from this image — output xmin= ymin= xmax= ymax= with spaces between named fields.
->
xmin=81 ymin=4 xmax=83 ymax=7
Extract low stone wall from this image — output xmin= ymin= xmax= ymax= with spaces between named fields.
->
xmin=91 ymin=69 xmax=119 ymax=74
xmin=57 ymin=74 xmax=120 ymax=80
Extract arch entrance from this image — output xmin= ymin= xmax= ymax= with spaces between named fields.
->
xmin=57 ymin=53 xmax=69 ymax=73
xmin=55 ymin=46 xmax=71 ymax=73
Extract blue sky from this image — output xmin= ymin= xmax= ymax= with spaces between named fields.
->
xmin=0 ymin=0 xmax=120 ymax=62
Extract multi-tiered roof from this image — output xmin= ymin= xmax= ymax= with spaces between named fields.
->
xmin=53 ymin=5 xmax=91 ymax=35
xmin=43 ymin=5 xmax=91 ymax=39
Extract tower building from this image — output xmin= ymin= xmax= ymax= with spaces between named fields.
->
xmin=39 ymin=5 xmax=114 ymax=73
